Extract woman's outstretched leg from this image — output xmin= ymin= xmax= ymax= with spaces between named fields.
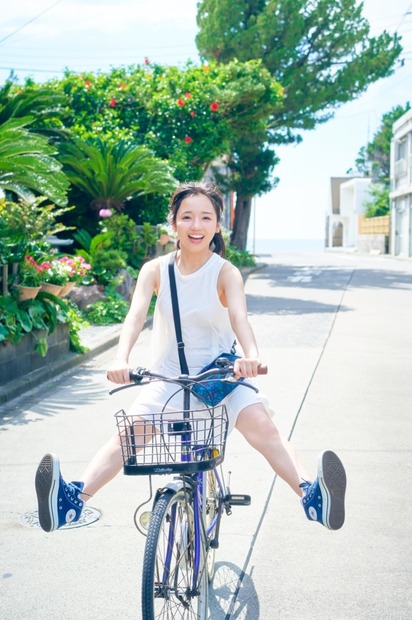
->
xmin=235 ymin=404 xmax=309 ymax=495
xmin=35 ymin=432 xmax=123 ymax=532
xmin=235 ymin=404 xmax=346 ymax=530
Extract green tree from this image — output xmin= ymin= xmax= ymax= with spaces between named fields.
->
xmin=196 ymin=0 xmax=402 ymax=248
xmin=363 ymin=185 xmax=390 ymax=218
xmin=349 ymin=103 xmax=410 ymax=217
xmin=0 ymin=117 xmax=69 ymax=206
xmin=47 ymin=60 xmax=281 ymax=182
xmin=349 ymin=103 xmax=410 ymax=181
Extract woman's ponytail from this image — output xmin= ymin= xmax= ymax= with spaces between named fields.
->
xmin=210 ymin=231 xmax=226 ymax=257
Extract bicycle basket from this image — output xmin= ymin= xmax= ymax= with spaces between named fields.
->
xmin=115 ymin=405 xmax=229 ymax=475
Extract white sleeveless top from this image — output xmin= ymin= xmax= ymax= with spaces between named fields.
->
xmin=150 ymin=251 xmax=236 ymax=375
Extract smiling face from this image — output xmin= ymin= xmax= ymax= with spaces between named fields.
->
xmin=173 ymin=194 xmax=220 ymax=253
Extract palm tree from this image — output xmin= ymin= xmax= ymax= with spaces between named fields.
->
xmin=0 ymin=117 xmax=69 ymax=206
xmin=0 ymin=80 xmax=68 ymax=139
xmin=58 ymin=137 xmax=176 ymax=212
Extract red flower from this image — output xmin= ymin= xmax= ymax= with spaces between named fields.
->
xmin=177 ymin=98 xmax=185 ymax=107
xmin=109 ymin=97 xmax=117 ymax=107
xmin=144 ymin=57 xmax=150 ymax=65
xmin=210 ymin=102 xmax=219 ymax=111
xmin=184 ymin=136 xmax=193 ymax=143
xmin=118 ymin=83 xmax=127 ymax=90
xmin=190 ymin=110 xmax=196 ymax=117
xmin=84 ymin=80 xmax=91 ymax=90
xmin=185 ymin=92 xmax=192 ymax=99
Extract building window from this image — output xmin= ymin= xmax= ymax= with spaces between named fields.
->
xmin=395 ymin=138 xmax=406 ymax=161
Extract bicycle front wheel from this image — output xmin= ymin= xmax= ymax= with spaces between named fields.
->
xmin=142 ymin=488 xmax=208 ymax=620
xmin=205 ymin=470 xmax=220 ymax=581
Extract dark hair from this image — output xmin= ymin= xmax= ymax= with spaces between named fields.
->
xmin=168 ymin=181 xmax=226 ymax=257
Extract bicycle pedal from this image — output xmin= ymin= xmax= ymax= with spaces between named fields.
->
xmin=225 ymin=494 xmax=251 ymax=506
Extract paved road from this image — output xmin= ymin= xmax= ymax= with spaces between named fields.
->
xmin=1 ymin=251 xmax=411 ymax=619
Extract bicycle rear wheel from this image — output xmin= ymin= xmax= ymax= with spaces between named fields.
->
xmin=142 ymin=488 xmax=208 ymax=619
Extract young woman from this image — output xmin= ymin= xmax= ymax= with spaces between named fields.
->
xmin=35 ymin=181 xmax=346 ymax=532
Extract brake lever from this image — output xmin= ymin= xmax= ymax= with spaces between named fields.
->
xmin=129 ymin=366 xmax=147 ymax=382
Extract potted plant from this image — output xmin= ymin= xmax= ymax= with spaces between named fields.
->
xmin=39 ymin=258 xmax=72 ymax=296
xmin=16 ymin=256 xmax=44 ymax=301
xmin=58 ymin=256 xmax=92 ymax=296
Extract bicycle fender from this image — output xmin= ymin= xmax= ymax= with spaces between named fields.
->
xmin=153 ymin=480 xmax=185 ymax=505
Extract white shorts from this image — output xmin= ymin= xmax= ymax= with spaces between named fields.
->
xmin=127 ymin=378 xmax=273 ymax=435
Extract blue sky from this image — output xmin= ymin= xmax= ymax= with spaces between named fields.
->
xmin=1 ymin=0 xmax=411 ymax=241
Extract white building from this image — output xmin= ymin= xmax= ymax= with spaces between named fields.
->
xmin=325 ymin=176 xmax=372 ymax=249
xmin=390 ymin=109 xmax=412 ymax=258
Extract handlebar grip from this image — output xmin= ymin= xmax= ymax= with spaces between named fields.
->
xmin=258 ymin=365 xmax=268 ymax=375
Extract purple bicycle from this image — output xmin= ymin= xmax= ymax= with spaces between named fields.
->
xmin=112 ymin=358 xmax=266 ymax=619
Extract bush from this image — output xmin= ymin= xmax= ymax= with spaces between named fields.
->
xmin=92 ymin=248 xmax=127 ymax=285
xmin=225 ymin=245 xmax=256 ymax=268
xmin=86 ymin=294 xmax=129 ymax=325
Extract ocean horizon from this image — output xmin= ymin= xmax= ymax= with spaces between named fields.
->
xmin=247 ymin=238 xmax=325 ymax=255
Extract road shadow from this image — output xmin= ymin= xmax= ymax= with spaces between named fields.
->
xmin=0 ymin=368 xmax=109 ymax=429
xmin=255 ymin=263 xmax=412 ymax=292
xmin=246 ymin=294 xmax=351 ymax=315
xmin=209 ymin=561 xmax=260 ymax=619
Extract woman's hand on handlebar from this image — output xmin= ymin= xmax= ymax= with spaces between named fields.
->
xmin=106 ymin=358 xmax=132 ymax=384
xmin=233 ymin=357 xmax=267 ymax=379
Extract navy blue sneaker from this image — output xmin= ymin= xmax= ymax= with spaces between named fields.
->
xmin=300 ymin=450 xmax=346 ymax=530
xmin=35 ymin=453 xmax=84 ymax=532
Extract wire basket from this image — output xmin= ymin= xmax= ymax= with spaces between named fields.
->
xmin=115 ymin=405 xmax=229 ymax=475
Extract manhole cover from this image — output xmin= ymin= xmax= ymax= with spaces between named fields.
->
xmin=19 ymin=506 xmax=102 ymax=530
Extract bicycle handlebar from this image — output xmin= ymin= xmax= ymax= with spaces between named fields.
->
xmin=130 ymin=358 xmax=267 ymax=383
xmin=109 ymin=357 xmax=267 ymax=395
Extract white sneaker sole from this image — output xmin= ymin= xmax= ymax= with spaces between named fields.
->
xmin=317 ymin=450 xmax=346 ymax=530
xmin=35 ymin=453 xmax=60 ymax=532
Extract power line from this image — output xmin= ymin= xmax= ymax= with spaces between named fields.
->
xmin=395 ymin=2 xmax=412 ymax=32
xmin=0 ymin=0 xmax=65 ymax=46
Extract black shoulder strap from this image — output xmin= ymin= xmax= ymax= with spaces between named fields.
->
xmin=168 ymin=254 xmax=189 ymax=375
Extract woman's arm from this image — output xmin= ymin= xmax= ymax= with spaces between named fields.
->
xmin=106 ymin=258 xmax=159 ymax=384
xmin=218 ymin=261 xmax=262 ymax=378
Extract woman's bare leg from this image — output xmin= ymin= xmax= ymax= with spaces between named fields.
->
xmin=235 ymin=404 xmax=309 ymax=496
xmin=79 ymin=432 xmax=124 ymax=501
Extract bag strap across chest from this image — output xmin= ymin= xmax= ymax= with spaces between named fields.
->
xmin=168 ymin=255 xmax=190 ymax=375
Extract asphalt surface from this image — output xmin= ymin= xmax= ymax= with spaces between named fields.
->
xmin=0 ymin=250 xmax=411 ymax=620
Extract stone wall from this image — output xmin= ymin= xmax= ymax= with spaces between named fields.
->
xmin=0 ymin=323 xmax=70 ymax=386
xmin=357 ymin=234 xmax=389 ymax=255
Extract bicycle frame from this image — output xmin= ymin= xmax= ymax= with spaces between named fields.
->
xmin=157 ymin=381 xmax=225 ymax=596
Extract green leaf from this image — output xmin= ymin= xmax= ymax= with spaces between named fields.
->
xmin=34 ymin=337 xmax=48 ymax=357
xmin=0 ymin=117 xmax=69 ymax=205
xmin=0 ymin=323 xmax=8 ymax=342
xmin=16 ymin=308 xmax=33 ymax=332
